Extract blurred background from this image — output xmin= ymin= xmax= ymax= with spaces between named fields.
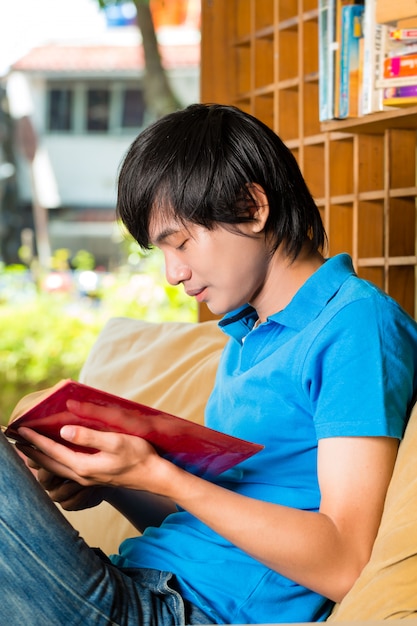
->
xmin=0 ymin=0 xmax=201 ymax=422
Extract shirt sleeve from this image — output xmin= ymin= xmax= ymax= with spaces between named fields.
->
xmin=302 ymin=295 xmax=417 ymax=440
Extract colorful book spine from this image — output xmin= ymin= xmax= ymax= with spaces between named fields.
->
xmin=389 ymin=28 xmax=417 ymax=41
xmin=384 ymin=54 xmax=417 ymax=79
xmin=387 ymin=43 xmax=417 ymax=58
xmin=319 ymin=0 xmax=337 ymax=121
xmin=339 ymin=4 xmax=365 ymax=119
xmin=319 ymin=0 xmax=330 ymax=121
xmin=333 ymin=0 xmax=345 ymax=119
xmin=384 ymin=84 xmax=417 ymax=97
xmin=333 ymin=0 xmax=364 ymax=118
xmin=382 ymin=95 xmax=417 ymax=107
xmin=327 ymin=0 xmax=337 ymax=118
xmin=360 ymin=0 xmax=383 ymax=115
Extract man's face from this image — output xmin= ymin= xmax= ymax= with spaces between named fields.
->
xmin=149 ymin=214 xmax=273 ymax=318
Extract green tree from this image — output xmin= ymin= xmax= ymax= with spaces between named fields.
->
xmin=97 ymin=0 xmax=182 ymax=118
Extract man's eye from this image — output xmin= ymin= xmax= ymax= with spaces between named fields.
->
xmin=176 ymin=239 xmax=188 ymax=250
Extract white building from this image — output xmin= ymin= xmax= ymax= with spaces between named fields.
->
xmin=7 ymin=22 xmax=200 ymax=267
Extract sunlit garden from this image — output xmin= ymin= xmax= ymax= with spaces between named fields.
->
xmin=0 ymin=244 xmax=197 ymax=424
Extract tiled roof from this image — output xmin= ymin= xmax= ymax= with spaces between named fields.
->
xmin=12 ymin=42 xmax=200 ymax=73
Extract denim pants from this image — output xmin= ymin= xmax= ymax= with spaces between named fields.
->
xmin=0 ymin=432 xmax=213 ymax=625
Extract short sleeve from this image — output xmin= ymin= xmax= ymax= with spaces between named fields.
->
xmin=302 ymin=296 xmax=416 ymax=440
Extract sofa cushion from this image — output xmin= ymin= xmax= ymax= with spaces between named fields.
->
xmin=79 ymin=317 xmax=226 ymax=424
xmin=62 ymin=317 xmax=226 ymax=553
xmin=330 ymin=400 xmax=417 ymax=620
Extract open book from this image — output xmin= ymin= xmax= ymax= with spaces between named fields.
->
xmin=5 ymin=379 xmax=263 ymax=478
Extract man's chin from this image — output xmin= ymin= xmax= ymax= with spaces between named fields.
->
xmin=206 ymin=301 xmax=243 ymax=318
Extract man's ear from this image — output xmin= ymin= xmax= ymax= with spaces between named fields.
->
xmin=247 ymin=183 xmax=270 ymax=234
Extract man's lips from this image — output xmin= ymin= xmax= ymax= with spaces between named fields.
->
xmin=186 ymin=287 xmax=207 ymax=301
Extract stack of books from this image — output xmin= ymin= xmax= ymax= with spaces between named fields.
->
xmin=319 ymin=0 xmax=417 ymax=121
xmin=380 ymin=28 xmax=417 ymax=107
xmin=319 ymin=0 xmax=366 ymax=121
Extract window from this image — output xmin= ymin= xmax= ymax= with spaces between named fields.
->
xmin=46 ymin=82 xmax=146 ymax=134
xmin=87 ymin=88 xmax=110 ymax=131
xmin=48 ymin=89 xmax=73 ymax=131
xmin=122 ymin=88 xmax=145 ymax=128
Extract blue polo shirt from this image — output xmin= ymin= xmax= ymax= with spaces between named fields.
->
xmin=111 ymin=254 xmax=417 ymax=624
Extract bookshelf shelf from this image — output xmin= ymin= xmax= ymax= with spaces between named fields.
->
xmin=321 ymin=106 xmax=417 ymax=134
xmin=200 ymin=0 xmax=417 ymax=321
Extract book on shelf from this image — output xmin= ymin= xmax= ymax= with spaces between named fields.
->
xmin=4 ymin=379 xmax=264 ymax=479
xmin=319 ymin=0 xmax=332 ymax=121
xmin=389 ymin=28 xmax=417 ymax=42
xmin=384 ymin=53 xmax=417 ymax=79
xmin=339 ymin=3 xmax=365 ymax=118
xmin=382 ymin=96 xmax=417 ymax=106
xmin=360 ymin=0 xmax=384 ymax=115
xmin=330 ymin=0 xmax=364 ymax=118
xmin=319 ymin=0 xmax=339 ymax=121
xmin=383 ymin=84 xmax=417 ymax=106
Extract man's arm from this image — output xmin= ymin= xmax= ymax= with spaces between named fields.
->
xmin=18 ymin=415 xmax=399 ymax=603
xmin=163 ymin=435 xmax=398 ymax=602
xmin=105 ymin=487 xmax=177 ymax=532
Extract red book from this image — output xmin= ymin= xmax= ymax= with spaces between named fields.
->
xmin=5 ymin=379 xmax=263 ymax=478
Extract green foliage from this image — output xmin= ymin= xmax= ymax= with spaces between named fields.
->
xmin=0 ymin=249 xmax=197 ymax=425
xmin=0 ymin=296 xmax=103 ymax=424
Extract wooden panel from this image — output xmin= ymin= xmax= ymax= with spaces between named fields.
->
xmin=389 ymin=198 xmax=416 ymax=257
xmin=357 ymin=135 xmax=384 ymax=193
xmin=277 ymin=88 xmax=299 ymax=140
xmin=389 ymin=266 xmax=416 ymax=316
xmin=358 ymin=201 xmax=384 ymax=258
xmin=200 ymin=0 xmax=236 ymax=104
xmin=390 ymin=130 xmax=416 ymax=189
xmin=376 ymin=0 xmax=417 ymax=24
xmin=329 ymin=139 xmax=354 ymax=197
xmin=303 ymin=144 xmax=325 ymax=199
xmin=200 ymin=0 xmax=417 ymax=321
xmin=328 ymin=204 xmax=353 ymax=257
xmin=254 ymin=35 xmax=274 ymax=89
xmin=254 ymin=0 xmax=275 ymax=28
xmin=278 ymin=27 xmax=299 ymax=81
xmin=358 ymin=266 xmax=385 ymax=290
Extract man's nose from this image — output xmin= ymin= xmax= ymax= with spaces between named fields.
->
xmin=165 ymin=257 xmax=191 ymax=286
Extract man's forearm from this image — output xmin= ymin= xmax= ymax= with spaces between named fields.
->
xmin=105 ymin=487 xmax=177 ymax=533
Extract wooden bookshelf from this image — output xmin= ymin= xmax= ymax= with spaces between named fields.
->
xmin=199 ymin=0 xmax=417 ymax=320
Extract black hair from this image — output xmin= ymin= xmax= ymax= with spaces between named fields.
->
xmin=116 ymin=103 xmax=326 ymax=259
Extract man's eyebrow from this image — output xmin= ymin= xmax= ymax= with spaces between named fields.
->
xmin=152 ymin=227 xmax=180 ymax=245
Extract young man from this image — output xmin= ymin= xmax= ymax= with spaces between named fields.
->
xmin=2 ymin=103 xmax=417 ymax=625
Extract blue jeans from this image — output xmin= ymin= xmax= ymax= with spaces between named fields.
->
xmin=0 ymin=433 xmax=213 ymax=625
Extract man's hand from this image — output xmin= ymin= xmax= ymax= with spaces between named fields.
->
xmin=15 ymin=399 xmax=174 ymax=497
xmin=17 ymin=442 xmax=110 ymax=510
xmin=38 ymin=468 xmax=108 ymax=510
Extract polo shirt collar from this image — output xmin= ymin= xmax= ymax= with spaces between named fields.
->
xmin=219 ymin=253 xmax=356 ymax=340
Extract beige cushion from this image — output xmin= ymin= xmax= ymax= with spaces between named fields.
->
xmin=62 ymin=318 xmax=226 ymax=553
xmin=330 ymin=401 xmax=417 ymax=620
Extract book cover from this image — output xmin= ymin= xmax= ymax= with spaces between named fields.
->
xmin=384 ymin=53 xmax=417 ymax=79
xmin=333 ymin=0 xmax=364 ymax=118
xmin=384 ymin=84 xmax=417 ymax=98
xmin=387 ymin=42 xmax=417 ymax=58
xmin=389 ymin=28 xmax=417 ymax=42
xmin=319 ymin=0 xmax=337 ymax=121
xmin=360 ymin=0 xmax=384 ymax=115
xmin=382 ymin=96 xmax=417 ymax=107
xmin=5 ymin=379 xmax=264 ymax=478
xmin=339 ymin=4 xmax=365 ymax=119
xmin=383 ymin=84 xmax=417 ymax=106
xmin=319 ymin=0 xmax=331 ymax=121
